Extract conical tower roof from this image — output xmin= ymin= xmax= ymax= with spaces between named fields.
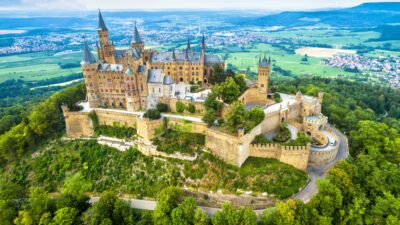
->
xmin=81 ymin=42 xmax=96 ymax=65
xmin=131 ymin=22 xmax=143 ymax=44
xmin=98 ymin=9 xmax=108 ymax=31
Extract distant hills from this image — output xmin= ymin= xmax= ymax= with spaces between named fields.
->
xmin=247 ymin=2 xmax=400 ymax=28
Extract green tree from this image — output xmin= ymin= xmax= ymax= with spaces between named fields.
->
xmin=226 ymin=102 xmax=245 ymax=132
xmin=202 ymin=109 xmax=216 ymax=127
xmin=210 ymin=65 xmax=226 ymax=84
xmin=154 ymin=186 xmax=183 ymax=225
xmin=186 ymin=104 xmax=196 ymax=114
xmin=217 ymin=77 xmax=241 ymax=104
xmin=52 ymin=207 xmax=78 ymax=225
xmin=234 ymin=73 xmax=247 ymax=93
xmin=157 ymin=103 xmax=169 ymax=113
xmin=176 ymin=102 xmax=186 ymax=113
xmin=143 ymin=109 xmax=161 ymax=120
xmin=28 ymin=187 xmax=51 ymax=224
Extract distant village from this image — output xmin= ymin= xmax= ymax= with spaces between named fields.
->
xmin=322 ymin=54 xmax=400 ymax=88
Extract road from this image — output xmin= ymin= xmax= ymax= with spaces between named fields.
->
xmin=292 ymin=125 xmax=349 ymax=202
xmin=89 ymin=125 xmax=348 ymax=215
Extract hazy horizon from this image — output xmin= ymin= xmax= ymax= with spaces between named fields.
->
xmin=0 ymin=0 xmax=398 ymax=12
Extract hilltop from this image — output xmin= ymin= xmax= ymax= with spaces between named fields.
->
xmin=247 ymin=2 xmax=400 ymax=28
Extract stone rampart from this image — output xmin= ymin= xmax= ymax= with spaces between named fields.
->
xmin=249 ymin=143 xmax=311 ymax=170
xmin=308 ymin=128 xmax=340 ymax=167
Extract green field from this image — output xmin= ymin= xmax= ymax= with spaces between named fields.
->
xmin=0 ymin=51 xmax=82 ymax=83
xmin=219 ymin=43 xmax=355 ymax=78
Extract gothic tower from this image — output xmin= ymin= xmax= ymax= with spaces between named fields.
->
xmin=97 ymin=10 xmax=115 ymax=64
xmin=258 ymin=54 xmax=271 ymax=95
xmin=130 ymin=22 xmax=144 ymax=53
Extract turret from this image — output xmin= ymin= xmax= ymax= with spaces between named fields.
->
xmin=318 ymin=91 xmax=324 ymax=104
xmin=257 ymin=54 xmax=271 ymax=95
xmin=81 ymin=42 xmax=100 ymax=108
xmin=97 ymin=9 xmax=115 ymax=64
xmin=131 ymin=22 xmax=144 ymax=52
xmin=296 ymin=90 xmax=303 ymax=102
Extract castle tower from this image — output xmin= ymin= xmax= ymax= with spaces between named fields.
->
xmin=258 ymin=54 xmax=271 ymax=95
xmin=97 ymin=9 xmax=115 ymax=64
xmin=81 ymin=42 xmax=100 ymax=108
xmin=130 ymin=22 xmax=144 ymax=53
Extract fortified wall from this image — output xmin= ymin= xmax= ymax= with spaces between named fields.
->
xmin=62 ymin=91 xmax=326 ymax=171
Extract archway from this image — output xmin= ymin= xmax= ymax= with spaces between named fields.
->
xmin=180 ymin=77 xmax=183 ymax=82
xmin=203 ymin=79 xmax=208 ymax=84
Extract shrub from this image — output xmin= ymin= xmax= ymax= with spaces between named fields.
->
xmin=202 ymin=109 xmax=216 ymax=127
xmin=274 ymin=93 xmax=282 ymax=103
xmin=176 ymin=102 xmax=185 ymax=113
xmin=143 ymin=109 xmax=161 ymax=120
xmin=156 ymin=103 xmax=169 ymax=113
xmin=187 ymin=104 xmax=196 ymax=114
xmin=252 ymin=134 xmax=271 ymax=144
xmin=273 ymin=123 xmax=291 ymax=143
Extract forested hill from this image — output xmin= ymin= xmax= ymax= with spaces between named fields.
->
xmin=246 ymin=2 xmax=400 ymax=28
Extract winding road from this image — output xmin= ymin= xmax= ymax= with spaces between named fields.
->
xmin=90 ymin=124 xmax=349 ymax=215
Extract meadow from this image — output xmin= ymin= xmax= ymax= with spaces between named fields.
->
xmin=0 ymin=51 xmax=82 ymax=83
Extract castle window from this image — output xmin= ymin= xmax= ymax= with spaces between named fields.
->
xmin=179 ymin=66 xmax=182 ymax=70
xmin=261 ymin=84 xmax=264 ymax=87
xmin=159 ymin=88 xmax=161 ymax=93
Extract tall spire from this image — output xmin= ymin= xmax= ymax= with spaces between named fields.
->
xmin=98 ymin=9 xmax=108 ymax=31
xmin=131 ymin=21 xmax=143 ymax=44
xmin=172 ymin=48 xmax=176 ymax=60
xmin=187 ymin=35 xmax=191 ymax=50
xmin=81 ymin=42 xmax=96 ymax=65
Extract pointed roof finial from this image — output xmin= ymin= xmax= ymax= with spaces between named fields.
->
xmin=172 ymin=48 xmax=176 ymax=60
xmin=131 ymin=21 xmax=143 ymax=44
xmin=258 ymin=55 xmax=261 ymax=64
xmin=187 ymin=35 xmax=191 ymax=50
xmin=81 ymin=42 xmax=96 ymax=65
xmin=98 ymin=9 xmax=108 ymax=31
xmin=185 ymin=48 xmax=189 ymax=60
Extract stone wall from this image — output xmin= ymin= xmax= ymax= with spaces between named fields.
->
xmin=238 ymin=87 xmax=270 ymax=106
xmin=159 ymin=97 xmax=206 ymax=114
xmin=136 ymin=118 xmax=163 ymax=140
xmin=309 ymin=128 xmax=339 ymax=167
xmin=205 ymin=128 xmax=241 ymax=165
xmin=249 ymin=143 xmax=311 ymax=170
xmin=95 ymin=109 xmax=138 ymax=127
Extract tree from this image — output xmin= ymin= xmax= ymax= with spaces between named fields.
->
xmin=28 ymin=187 xmax=51 ymax=224
xmin=153 ymin=186 xmax=183 ymax=225
xmin=274 ymin=93 xmax=282 ymax=103
xmin=234 ymin=73 xmax=247 ymax=93
xmin=217 ymin=77 xmax=241 ymax=104
xmin=202 ymin=109 xmax=216 ymax=127
xmin=210 ymin=65 xmax=226 ymax=84
xmin=156 ymin=103 xmax=169 ymax=113
xmin=176 ymin=102 xmax=186 ymax=113
xmin=143 ymin=109 xmax=161 ymax=120
xmin=57 ymin=172 xmax=91 ymax=212
xmin=13 ymin=211 xmax=34 ymax=225
xmin=171 ymin=197 xmax=196 ymax=224
xmin=187 ymin=104 xmax=196 ymax=114
xmin=204 ymin=90 xmax=223 ymax=112
xmin=226 ymin=102 xmax=245 ymax=132
xmin=52 ymin=207 xmax=78 ymax=225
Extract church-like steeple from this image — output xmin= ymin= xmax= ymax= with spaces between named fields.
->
xmin=201 ymin=33 xmax=205 ymax=50
xmin=187 ymin=35 xmax=191 ymax=50
xmin=131 ymin=22 xmax=143 ymax=44
xmin=172 ymin=48 xmax=176 ymax=60
xmin=259 ymin=52 xmax=270 ymax=68
xmin=98 ymin=9 xmax=108 ymax=31
xmin=81 ymin=42 xmax=96 ymax=65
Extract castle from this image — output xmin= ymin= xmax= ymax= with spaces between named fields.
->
xmin=62 ymin=11 xmax=340 ymax=171
xmin=83 ymin=10 xmax=224 ymax=111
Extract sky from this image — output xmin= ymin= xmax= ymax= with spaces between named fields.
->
xmin=0 ymin=0 xmax=398 ymax=11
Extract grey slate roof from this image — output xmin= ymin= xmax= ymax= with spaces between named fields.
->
xmin=131 ymin=24 xmax=143 ymax=44
xmin=163 ymin=75 xmax=174 ymax=85
xmin=114 ymin=48 xmax=141 ymax=60
xmin=81 ymin=42 xmax=96 ymax=65
xmin=204 ymin=55 xmax=222 ymax=65
xmin=98 ymin=10 xmax=108 ymax=31
xmin=259 ymin=57 xmax=270 ymax=68
xmin=148 ymin=69 xmax=164 ymax=83
xmin=151 ymin=49 xmax=201 ymax=64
